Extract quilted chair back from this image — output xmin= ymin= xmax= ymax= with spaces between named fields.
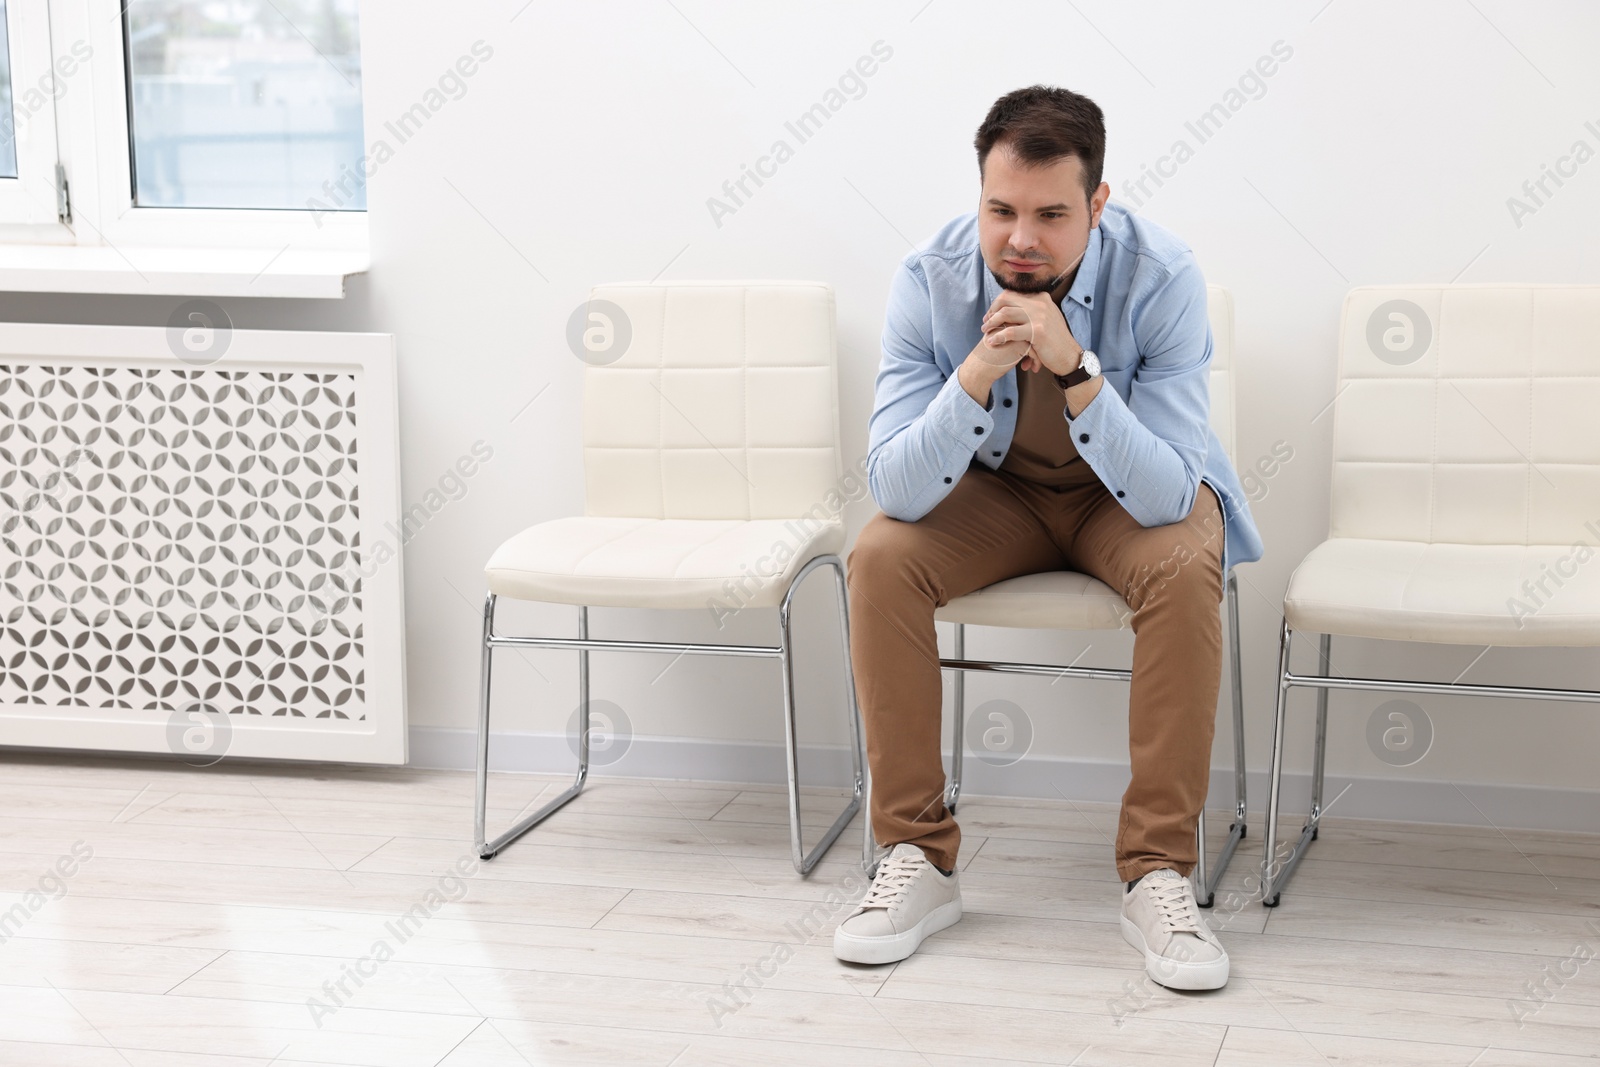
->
xmin=1331 ymin=286 xmax=1600 ymax=545
xmin=1206 ymin=284 xmax=1237 ymax=463
xmin=579 ymin=281 xmax=844 ymax=520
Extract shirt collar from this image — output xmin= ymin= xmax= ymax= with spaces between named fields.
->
xmin=981 ymin=223 xmax=1104 ymax=315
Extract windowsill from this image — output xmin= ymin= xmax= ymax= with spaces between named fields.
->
xmin=0 ymin=244 xmax=369 ymax=298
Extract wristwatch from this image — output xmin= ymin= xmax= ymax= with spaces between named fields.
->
xmin=1054 ymin=349 xmax=1101 ymax=390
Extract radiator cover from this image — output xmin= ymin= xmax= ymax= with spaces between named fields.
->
xmin=0 ymin=323 xmax=406 ymax=764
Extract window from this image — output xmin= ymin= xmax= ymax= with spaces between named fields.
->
xmin=0 ymin=0 xmax=65 ymax=227
xmin=0 ymin=0 xmax=368 ymax=260
xmin=0 ymin=0 xmax=18 ymax=179
xmin=124 ymin=1 xmax=365 ymax=211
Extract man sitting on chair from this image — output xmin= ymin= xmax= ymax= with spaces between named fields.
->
xmin=833 ymin=84 xmax=1264 ymax=991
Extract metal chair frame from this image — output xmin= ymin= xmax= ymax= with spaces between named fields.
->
xmin=475 ymin=553 xmax=866 ymax=877
xmin=1260 ymin=619 xmax=1600 ymax=906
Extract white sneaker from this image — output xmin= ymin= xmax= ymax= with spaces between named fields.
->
xmin=833 ymin=843 xmax=962 ymax=965
xmin=1120 ymin=868 xmax=1230 ymax=990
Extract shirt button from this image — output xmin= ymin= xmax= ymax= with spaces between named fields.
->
xmin=1002 ymin=398 xmax=1013 ymax=407
xmin=1116 ymin=490 xmax=1125 ymax=498
xmin=1079 ymin=433 xmax=1090 ymax=443
xmin=973 ymin=426 xmax=983 ymax=434
xmin=991 ymin=450 xmax=1000 ymax=457
xmin=944 ymin=476 xmax=953 ymax=483
xmin=1084 ymin=296 xmax=1092 ymax=304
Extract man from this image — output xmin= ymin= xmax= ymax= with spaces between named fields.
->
xmin=832 ymin=85 xmax=1264 ymax=991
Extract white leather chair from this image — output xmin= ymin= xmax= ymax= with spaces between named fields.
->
xmin=896 ymin=285 xmax=1250 ymax=906
xmin=476 ymin=281 xmax=865 ymax=876
xmin=1263 ymin=284 xmax=1600 ymax=905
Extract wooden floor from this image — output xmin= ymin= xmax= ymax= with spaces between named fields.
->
xmin=1 ymin=751 xmax=1597 ymax=1066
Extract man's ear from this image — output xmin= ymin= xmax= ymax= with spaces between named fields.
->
xmin=1089 ymin=181 xmax=1110 ymax=228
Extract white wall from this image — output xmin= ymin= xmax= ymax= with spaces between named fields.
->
xmin=8 ymin=0 xmax=1599 ymax=826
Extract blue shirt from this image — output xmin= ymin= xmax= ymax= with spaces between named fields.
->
xmin=866 ymin=200 xmax=1264 ymax=578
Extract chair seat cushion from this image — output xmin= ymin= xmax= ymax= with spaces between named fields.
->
xmin=484 ymin=516 xmax=845 ymax=610
xmin=1284 ymin=538 xmax=1600 ymax=646
xmin=934 ymin=571 xmax=1132 ymax=631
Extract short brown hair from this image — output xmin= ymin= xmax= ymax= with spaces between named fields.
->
xmin=974 ymin=85 xmax=1106 ymax=202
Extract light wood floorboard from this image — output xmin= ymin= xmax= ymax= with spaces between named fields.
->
xmin=2 ymin=751 xmax=1597 ymax=1066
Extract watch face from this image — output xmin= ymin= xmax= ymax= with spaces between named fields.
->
xmin=1082 ymin=350 xmax=1100 ymax=376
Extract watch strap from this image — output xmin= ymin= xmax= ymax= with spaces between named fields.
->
xmin=1055 ymin=349 xmax=1098 ymax=390
xmin=1054 ymin=365 xmax=1093 ymax=390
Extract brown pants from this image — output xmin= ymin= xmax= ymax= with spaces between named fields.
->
xmin=846 ymin=458 xmax=1225 ymax=882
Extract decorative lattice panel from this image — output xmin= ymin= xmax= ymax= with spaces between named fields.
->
xmin=0 ymin=362 xmax=367 ymax=721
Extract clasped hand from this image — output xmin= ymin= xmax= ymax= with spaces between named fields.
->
xmin=977 ymin=291 xmax=1084 ymax=376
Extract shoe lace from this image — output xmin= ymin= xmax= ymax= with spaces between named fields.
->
xmin=859 ymin=854 xmax=926 ymax=910
xmin=1145 ymin=873 xmax=1203 ymax=933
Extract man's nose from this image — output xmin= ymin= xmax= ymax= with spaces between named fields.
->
xmin=1009 ymin=225 xmax=1040 ymax=254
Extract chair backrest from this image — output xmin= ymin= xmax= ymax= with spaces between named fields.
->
xmin=1331 ymin=285 xmax=1600 ymax=545
xmin=579 ymin=280 xmax=843 ymax=520
xmin=1206 ymin=284 xmax=1238 ymax=464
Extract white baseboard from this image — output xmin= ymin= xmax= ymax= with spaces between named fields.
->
xmin=410 ymin=726 xmax=1600 ymax=834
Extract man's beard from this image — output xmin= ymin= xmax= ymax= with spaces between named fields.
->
xmin=991 ymin=262 xmax=1071 ymax=294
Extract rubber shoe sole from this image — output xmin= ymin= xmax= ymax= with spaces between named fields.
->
xmin=833 ymin=898 xmax=963 ymax=965
xmin=1119 ymin=915 xmax=1229 ymax=990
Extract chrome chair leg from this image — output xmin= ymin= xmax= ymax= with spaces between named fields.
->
xmin=1197 ymin=572 xmax=1250 ymax=907
xmin=1264 ymin=620 xmax=1330 ymax=906
xmin=779 ymin=554 xmax=865 ymax=877
xmin=1227 ymin=574 xmax=1249 ymax=828
xmin=863 ymin=761 xmax=878 ymax=876
xmin=824 ymin=554 xmax=873 ymax=877
xmin=1308 ymin=633 xmax=1333 ymax=841
xmin=1262 ymin=618 xmax=1291 ymax=904
xmin=476 ymin=595 xmax=589 ymax=860
xmin=579 ymin=604 xmax=591 ymax=771
xmin=474 ymin=592 xmax=495 ymax=856
xmin=1258 ymin=631 xmax=1335 ymax=904
xmin=946 ymin=622 xmax=966 ymax=814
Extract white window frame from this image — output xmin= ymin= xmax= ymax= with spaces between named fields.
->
xmin=0 ymin=0 xmax=67 ymax=227
xmin=0 ymin=0 xmax=368 ymax=256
